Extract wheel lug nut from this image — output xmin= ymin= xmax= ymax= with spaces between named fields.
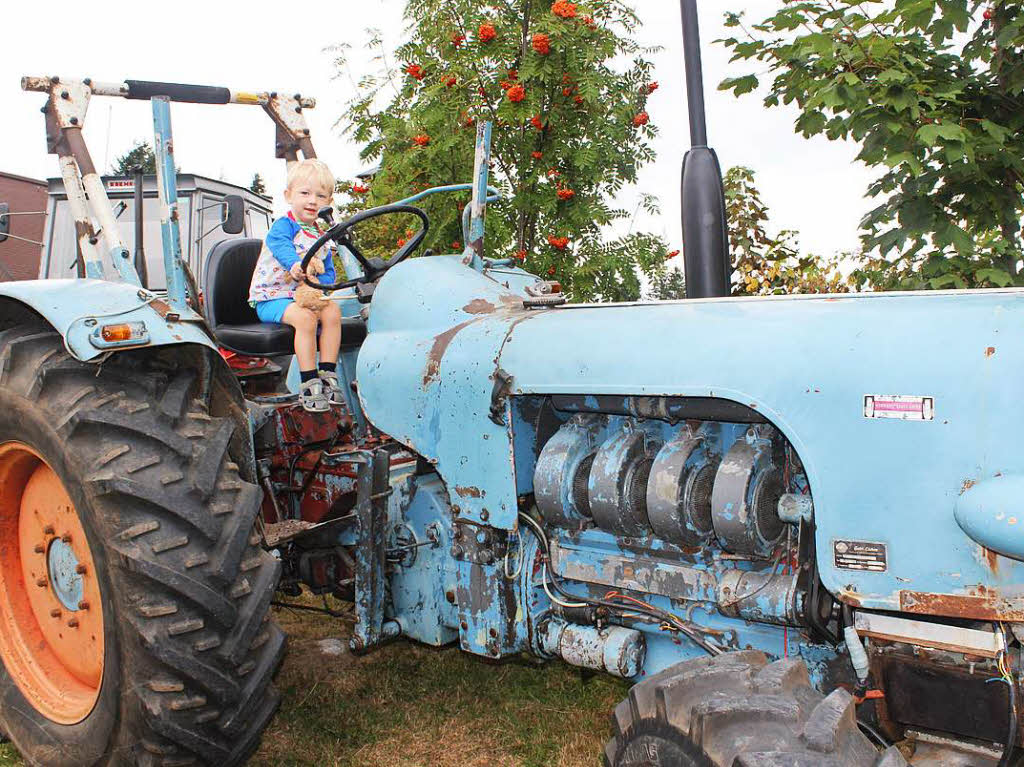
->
xmin=78 ymin=600 xmax=89 ymax=610
xmin=67 ymin=618 xmax=79 ymax=628
xmin=75 ymin=564 xmax=87 ymax=575
xmin=50 ymin=608 xmax=60 ymax=618
xmin=33 ymin=544 xmax=44 ymax=554
xmin=35 ymin=577 xmax=47 ymax=587
xmin=43 ymin=525 xmax=54 ymax=536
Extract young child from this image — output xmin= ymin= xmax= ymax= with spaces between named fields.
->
xmin=249 ymin=159 xmax=344 ymax=412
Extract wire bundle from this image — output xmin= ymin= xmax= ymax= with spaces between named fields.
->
xmin=518 ymin=512 xmax=724 ymax=656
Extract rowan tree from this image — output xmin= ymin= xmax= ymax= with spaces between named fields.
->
xmin=335 ymin=0 xmax=669 ymax=301
xmin=719 ymin=1 xmax=1024 ymax=290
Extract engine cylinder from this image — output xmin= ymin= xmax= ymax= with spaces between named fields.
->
xmin=588 ymin=423 xmax=662 ymax=536
xmin=646 ymin=431 xmax=719 ymax=546
xmin=711 ymin=434 xmax=785 ymax=556
xmin=534 ymin=414 xmax=608 ymax=526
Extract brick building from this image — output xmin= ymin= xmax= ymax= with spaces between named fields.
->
xmin=0 ymin=171 xmax=47 ymax=281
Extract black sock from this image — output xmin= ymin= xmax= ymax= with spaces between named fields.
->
xmin=318 ymin=361 xmax=336 ymax=374
xmin=300 ymin=369 xmax=317 ymax=383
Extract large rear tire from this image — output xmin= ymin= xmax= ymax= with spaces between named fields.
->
xmin=604 ymin=650 xmax=909 ymax=767
xmin=0 ymin=326 xmax=283 ymax=766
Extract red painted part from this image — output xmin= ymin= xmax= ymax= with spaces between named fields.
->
xmin=0 ymin=443 xmax=104 ymax=724
xmin=218 ymin=349 xmax=271 ymax=371
xmin=256 ymin=398 xmax=418 ymax=527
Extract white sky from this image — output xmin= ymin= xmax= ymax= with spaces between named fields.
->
xmin=2 ymin=0 xmax=877 ymax=257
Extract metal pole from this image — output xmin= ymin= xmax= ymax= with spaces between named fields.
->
xmin=680 ymin=0 xmax=709 ymax=147
xmin=62 ymin=128 xmax=141 ymax=286
xmin=55 ymin=153 xmax=101 ymax=279
xmin=133 ymin=166 xmax=148 ymax=288
xmin=465 ymin=121 xmax=493 ymax=272
xmin=679 ymin=0 xmax=731 ymax=298
xmin=151 ymin=97 xmax=189 ymax=312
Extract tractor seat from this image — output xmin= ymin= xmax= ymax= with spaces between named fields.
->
xmin=203 ymin=238 xmax=367 ymax=356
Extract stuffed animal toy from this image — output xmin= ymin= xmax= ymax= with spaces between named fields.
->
xmin=291 ymin=257 xmax=333 ymax=314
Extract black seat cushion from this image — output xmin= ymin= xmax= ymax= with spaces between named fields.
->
xmin=203 ymin=238 xmax=367 ymax=356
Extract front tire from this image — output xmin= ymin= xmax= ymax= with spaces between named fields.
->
xmin=0 ymin=326 xmax=283 ymax=766
xmin=604 ymin=651 xmax=908 ymax=767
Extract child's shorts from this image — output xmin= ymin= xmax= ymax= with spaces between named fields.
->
xmin=254 ymin=298 xmax=294 ymax=324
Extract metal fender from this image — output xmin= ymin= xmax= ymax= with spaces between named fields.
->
xmin=955 ymin=474 xmax=1024 ymax=561
xmin=0 ymin=279 xmax=216 ymax=361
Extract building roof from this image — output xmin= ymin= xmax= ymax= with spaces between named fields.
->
xmin=0 ymin=171 xmax=45 ymax=187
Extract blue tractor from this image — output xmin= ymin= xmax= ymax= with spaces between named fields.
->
xmin=3 ymin=3 xmax=1022 ymax=765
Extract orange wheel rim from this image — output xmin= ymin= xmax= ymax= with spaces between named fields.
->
xmin=0 ymin=442 xmax=104 ymax=724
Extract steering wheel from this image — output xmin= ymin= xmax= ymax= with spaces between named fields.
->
xmin=299 ymin=204 xmax=430 ymax=292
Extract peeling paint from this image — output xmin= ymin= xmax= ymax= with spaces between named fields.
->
xmin=463 ymin=298 xmax=496 ymax=315
xmin=422 ymin=319 xmax=475 ymax=387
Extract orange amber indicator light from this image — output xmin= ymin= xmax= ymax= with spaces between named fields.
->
xmin=100 ymin=322 xmax=146 ymax=343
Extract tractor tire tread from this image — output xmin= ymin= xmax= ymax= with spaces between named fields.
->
xmin=605 ymin=652 xmax=907 ymax=767
xmin=0 ymin=328 xmax=282 ymax=767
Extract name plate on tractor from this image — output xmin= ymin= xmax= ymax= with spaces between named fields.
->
xmin=863 ymin=394 xmax=934 ymax=421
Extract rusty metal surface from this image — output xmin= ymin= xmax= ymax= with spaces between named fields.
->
xmin=899 ymin=588 xmax=1024 ymax=621
xmin=549 ymin=540 xmax=718 ymax=603
xmin=263 ymin=93 xmax=315 ymax=164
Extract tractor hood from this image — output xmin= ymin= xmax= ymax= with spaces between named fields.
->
xmin=358 ymin=257 xmax=1024 ymax=618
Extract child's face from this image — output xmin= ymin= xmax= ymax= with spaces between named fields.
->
xmin=284 ymin=179 xmax=332 ymax=225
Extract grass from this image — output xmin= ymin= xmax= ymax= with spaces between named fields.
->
xmin=255 ymin=597 xmax=629 ymax=766
xmin=0 ymin=596 xmax=630 ymax=766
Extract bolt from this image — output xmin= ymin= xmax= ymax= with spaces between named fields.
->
xmin=60 ymin=90 xmax=69 ymax=100
xmin=479 ymin=549 xmax=494 ymax=565
xmin=460 ymin=621 xmax=468 ymax=631
xmin=36 ymin=577 xmax=46 ymax=587
xmin=61 ymin=533 xmax=71 ymax=543
xmin=43 ymin=525 xmax=54 ymax=535
xmin=70 ymin=117 xmax=79 ymax=126
xmin=33 ymin=544 xmax=44 ymax=554
xmin=445 ymin=590 xmax=456 ymax=604
xmin=67 ymin=618 xmax=79 ymax=628
xmin=488 ymin=628 xmax=497 ymax=638
xmin=50 ymin=76 xmax=59 ymax=84
xmin=50 ymin=609 xmax=60 ymax=618
xmin=480 ymin=510 xmax=489 ymax=522
xmin=293 ymin=93 xmax=301 ymax=100
xmin=294 ymin=106 xmax=301 ymax=113
xmin=83 ymin=78 xmax=91 ymax=86
xmin=78 ymin=600 xmax=89 ymax=610
xmin=75 ymin=564 xmax=87 ymax=575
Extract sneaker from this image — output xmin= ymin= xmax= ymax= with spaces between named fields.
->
xmin=318 ymin=370 xmax=346 ymax=406
xmin=299 ymin=378 xmax=330 ymax=413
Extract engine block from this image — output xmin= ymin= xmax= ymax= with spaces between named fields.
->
xmin=534 ymin=413 xmax=792 ymax=558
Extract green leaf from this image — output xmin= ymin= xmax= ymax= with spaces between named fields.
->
xmin=980 ymin=119 xmax=1011 ymax=144
xmin=976 ymin=268 xmax=1013 ymax=287
xmin=917 ymin=122 xmax=966 ymax=145
xmin=719 ymin=75 xmax=759 ymax=95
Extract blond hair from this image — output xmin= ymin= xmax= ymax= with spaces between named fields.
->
xmin=286 ymin=159 xmax=335 ymax=194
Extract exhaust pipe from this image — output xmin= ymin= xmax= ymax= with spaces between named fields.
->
xmin=679 ymin=0 xmax=731 ymax=298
